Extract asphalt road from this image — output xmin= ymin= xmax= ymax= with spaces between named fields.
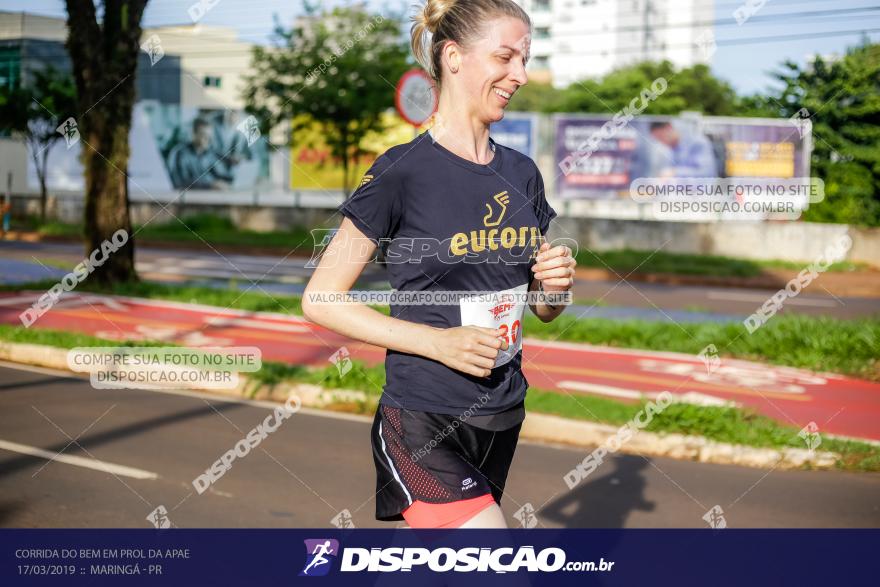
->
xmin=1 ymin=363 xmax=878 ymax=529
xmin=3 ymin=240 xmax=878 ymax=320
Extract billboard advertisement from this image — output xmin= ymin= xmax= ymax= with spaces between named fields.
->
xmin=290 ymin=110 xmax=537 ymax=191
xmin=490 ymin=112 xmax=537 ymax=160
xmin=143 ymin=103 xmax=269 ymax=191
xmin=554 ymin=114 xmax=811 ymax=200
xmin=28 ymin=101 xmax=272 ymax=194
xmin=290 ymin=111 xmax=425 ymax=191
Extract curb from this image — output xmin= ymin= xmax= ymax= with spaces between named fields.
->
xmin=0 ymin=341 xmax=842 ymax=471
xmin=520 ymin=412 xmax=837 ymax=469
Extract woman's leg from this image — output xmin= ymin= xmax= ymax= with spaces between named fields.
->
xmin=456 ymin=502 xmax=508 ymax=528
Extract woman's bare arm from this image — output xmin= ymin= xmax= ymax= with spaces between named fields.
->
xmin=301 ymin=217 xmax=507 ymax=378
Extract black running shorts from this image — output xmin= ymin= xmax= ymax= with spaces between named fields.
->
xmin=371 ymin=403 xmax=522 ymax=521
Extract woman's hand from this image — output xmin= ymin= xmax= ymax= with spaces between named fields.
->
xmin=532 ymin=241 xmax=576 ymax=296
xmin=427 ymin=326 xmax=509 ymax=378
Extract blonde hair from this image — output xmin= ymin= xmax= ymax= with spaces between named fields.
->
xmin=411 ymin=0 xmax=531 ymax=88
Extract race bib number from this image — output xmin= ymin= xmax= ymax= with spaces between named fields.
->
xmin=459 ymin=282 xmax=528 ymax=369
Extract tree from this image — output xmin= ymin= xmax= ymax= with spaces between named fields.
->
xmin=508 ymin=81 xmax=564 ymax=113
xmin=0 ymin=67 xmax=77 ymax=222
xmin=511 ymin=62 xmax=739 ymax=115
xmin=64 ymin=0 xmax=148 ymax=285
xmin=553 ymin=61 xmax=740 ymax=116
xmin=753 ymin=41 xmax=880 ymax=226
xmin=244 ymin=2 xmax=410 ymax=197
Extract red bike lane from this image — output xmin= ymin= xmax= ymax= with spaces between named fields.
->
xmin=2 ymin=291 xmax=878 ymax=441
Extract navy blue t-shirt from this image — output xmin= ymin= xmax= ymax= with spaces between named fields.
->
xmin=337 ymin=129 xmax=557 ymax=416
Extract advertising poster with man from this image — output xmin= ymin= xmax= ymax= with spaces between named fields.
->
xmin=27 ymin=102 xmax=271 ymax=194
xmin=554 ymin=114 xmax=810 ymax=200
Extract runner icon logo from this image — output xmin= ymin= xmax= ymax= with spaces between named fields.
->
xmin=483 ymin=191 xmax=509 ymax=226
xmin=300 ymin=539 xmax=339 ymax=577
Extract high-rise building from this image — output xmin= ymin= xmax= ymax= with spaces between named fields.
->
xmin=516 ymin=0 xmax=715 ymax=87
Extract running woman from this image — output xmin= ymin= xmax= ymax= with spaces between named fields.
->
xmin=302 ymin=0 xmax=576 ymax=529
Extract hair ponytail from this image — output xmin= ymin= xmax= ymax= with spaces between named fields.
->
xmin=410 ymin=0 xmax=530 ymax=89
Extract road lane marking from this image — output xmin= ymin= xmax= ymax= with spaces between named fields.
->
xmin=0 ymin=294 xmax=44 ymax=306
xmin=559 ymin=381 xmax=644 ymax=400
xmin=0 ymin=439 xmax=158 ymax=480
xmin=533 ymin=364 xmax=812 ymax=402
xmin=558 ymin=381 xmax=738 ymax=407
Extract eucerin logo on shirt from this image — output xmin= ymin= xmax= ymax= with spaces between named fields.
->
xmin=449 ymin=191 xmax=542 ymax=257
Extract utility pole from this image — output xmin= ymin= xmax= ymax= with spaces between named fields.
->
xmin=643 ymin=0 xmax=656 ymax=61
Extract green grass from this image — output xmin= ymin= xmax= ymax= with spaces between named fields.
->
xmin=525 ymin=388 xmax=879 ymax=471
xmin=138 ymin=213 xmax=315 ymax=250
xmin=4 ymin=279 xmax=876 ymax=380
xmin=574 ymin=248 xmax=864 ymax=277
xmin=30 ymin=219 xmax=80 ymax=238
xmin=2 ymin=323 xmax=876 ymax=471
xmin=525 ymin=387 xmax=639 ymax=426
xmin=4 ymin=278 xmax=305 ymax=315
xmin=252 ymin=357 xmax=387 ymax=392
xmin=0 ymin=323 xmax=161 ymax=349
xmin=31 ymin=214 xmax=316 ymax=251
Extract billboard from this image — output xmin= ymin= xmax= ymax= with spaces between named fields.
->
xmin=290 ymin=110 xmax=538 ymax=191
xmin=490 ymin=112 xmax=537 ymax=160
xmin=554 ymin=114 xmax=811 ymax=200
xmin=290 ymin=111 xmax=425 ymax=191
xmin=28 ymin=101 xmax=272 ymax=194
xmin=143 ymin=103 xmax=269 ymax=191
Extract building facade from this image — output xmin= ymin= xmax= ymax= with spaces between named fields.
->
xmin=516 ymin=0 xmax=715 ymax=87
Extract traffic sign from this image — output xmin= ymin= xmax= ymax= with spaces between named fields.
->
xmin=395 ymin=69 xmax=437 ymax=127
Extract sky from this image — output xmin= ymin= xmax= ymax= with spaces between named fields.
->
xmin=0 ymin=0 xmax=877 ymax=96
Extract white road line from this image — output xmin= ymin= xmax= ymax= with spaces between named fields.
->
xmin=0 ymin=294 xmax=42 ymax=306
xmin=558 ymin=381 xmax=649 ymax=400
xmin=558 ymin=381 xmax=735 ymax=407
xmin=706 ymin=291 xmax=838 ymax=307
xmin=0 ymin=439 xmax=158 ymax=480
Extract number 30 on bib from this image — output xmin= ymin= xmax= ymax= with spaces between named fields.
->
xmin=459 ymin=282 xmax=528 ymax=369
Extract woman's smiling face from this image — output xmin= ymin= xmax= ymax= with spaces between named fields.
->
xmin=454 ymin=16 xmax=530 ymax=123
